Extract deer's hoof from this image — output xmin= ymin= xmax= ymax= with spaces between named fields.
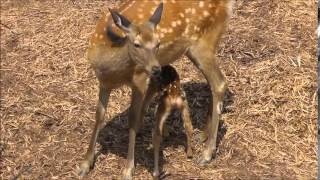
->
xmin=196 ymin=156 xmax=210 ymax=166
xmin=122 ymin=174 xmax=132 ymax=180
xmin=122 ymin=167 xmax=134 ymax=180
xmin=186 ymin=148 xmax=193 ymax=158
xmin=152 ymin=171 xmax=160 ymax=180
xmin=196 ymin=150 xmax=214 ymax=166
xmin=78 ymin=160 xmax=92 ymax=176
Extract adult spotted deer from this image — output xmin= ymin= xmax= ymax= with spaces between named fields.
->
xmin=79 ymin=0 xmax=233 ymax=179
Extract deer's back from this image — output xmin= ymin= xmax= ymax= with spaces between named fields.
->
xmin=88 ymin=0 xmax=232 ymax=66
xmin=90 ymin=0 xmax=231 ymax=46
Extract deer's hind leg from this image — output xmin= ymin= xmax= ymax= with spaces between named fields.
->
xmin=186 ymin=37 xmax=227 ymax=165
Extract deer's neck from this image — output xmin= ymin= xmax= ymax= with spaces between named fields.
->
xmin=88 ymin=44 xmax=137 ymax=86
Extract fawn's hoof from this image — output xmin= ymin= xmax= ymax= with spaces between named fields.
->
xmin=186 ymin=148 xmax=193 ymax=158
xmin=78 ymin=160 xmax=92 ymax=176
xmin=122 ymin=167 xmax=134 ymax=180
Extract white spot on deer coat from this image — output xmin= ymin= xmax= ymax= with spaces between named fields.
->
xmin=179 ymin=12 xmax=185 ymax=18
xmin=171 ymin=21 xmax=177 ymax=27
xmin=191 ymin=8 xmax=196 ymax=14
xmin=199 ymin=1 xmax=204 ymax=8
xmin=203 ymin=11 xmax=210 ymax=17
xmin=185 ymin=8 xmax=191 ymax=13
xmin=161 ymin=28 xmax=168 ymax=33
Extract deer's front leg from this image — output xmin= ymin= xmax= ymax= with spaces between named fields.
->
xmin=79 ymin=86 xmax=110 ymax=176
xmin=122 ymin=71 xmax=149 ymax=180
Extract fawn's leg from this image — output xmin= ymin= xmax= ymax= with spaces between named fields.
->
xmin=152 ymin=100 xmax=171 ymax=178
xmin=180 ymin=96 xmax=194 ymax=158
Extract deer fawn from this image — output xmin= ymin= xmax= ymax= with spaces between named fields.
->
xmin=152 ymin=65 xmax=193 ymax=178
xmin=79 ymin=0 xmax=233 ymax=179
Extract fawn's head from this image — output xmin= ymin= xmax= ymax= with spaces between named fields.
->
xmin=109 ymin=2 xmax=163 ymax=77
xmin=159 ymin=65 xmax=179 ymax=87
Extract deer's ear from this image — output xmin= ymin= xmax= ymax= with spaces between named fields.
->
xmin=109 ymin=8 xmax=131 ymax=33
xmin=148 ymin=2 xmax=164 ymax=29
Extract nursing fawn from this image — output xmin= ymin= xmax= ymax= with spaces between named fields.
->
xmin=152 ymin=65 xmax=193 ymax=178
xmin=80 ymin=0 xmax=233 ymax=179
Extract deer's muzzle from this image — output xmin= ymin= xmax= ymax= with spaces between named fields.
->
xmin=151 ymin=66 xmax=161 ymax=77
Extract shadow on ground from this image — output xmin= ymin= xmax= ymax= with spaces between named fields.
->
xmin=95 ymin=82 xmax=234 ymax=175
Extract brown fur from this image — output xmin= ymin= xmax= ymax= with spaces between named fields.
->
xmin=152 ymin=65 xmax=193 ymax=177
xmin=80 ymin=1 xmax=232 ymax=179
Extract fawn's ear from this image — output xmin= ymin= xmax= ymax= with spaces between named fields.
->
xmin=109 ymin=8 xmax=131 ymax=33
xmin=148 ymin=2 xmax=164 ymax=29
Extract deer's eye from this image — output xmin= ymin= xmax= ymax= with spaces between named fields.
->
xmin=134 ymin=42 xmax=142 ymax=48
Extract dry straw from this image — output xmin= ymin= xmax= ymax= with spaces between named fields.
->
xmin=0 ymin=0 xmax=317 ymax=179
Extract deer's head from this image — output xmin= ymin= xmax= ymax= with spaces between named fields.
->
xmin=109 ymin=2 xmax=163 ymax=77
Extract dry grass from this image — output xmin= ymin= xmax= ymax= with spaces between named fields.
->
xmin=0 ymin=0 xmax=317 ymax=179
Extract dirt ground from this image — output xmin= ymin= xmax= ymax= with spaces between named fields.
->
xmin=0 ymin=0 xmax=317 ymax=179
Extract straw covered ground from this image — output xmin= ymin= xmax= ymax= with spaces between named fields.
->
xmin=0 ymin=0 xmax=317 ymax=179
